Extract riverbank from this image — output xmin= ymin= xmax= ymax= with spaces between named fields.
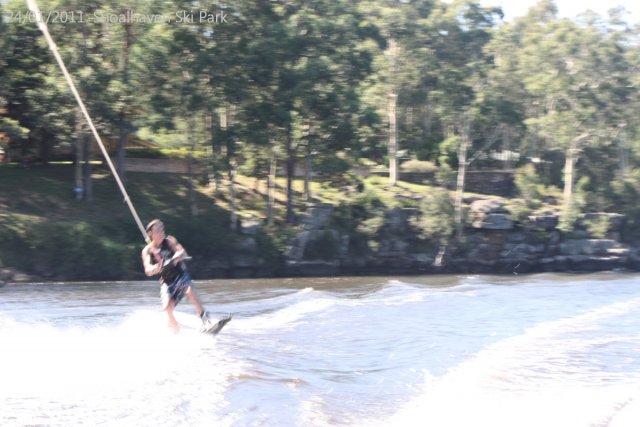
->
xmin=2 ymin=163 xmax=639 ymax=282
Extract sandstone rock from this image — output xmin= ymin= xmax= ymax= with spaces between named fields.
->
xmin=385 ymin=207 xmax=418 ymax=233
xmin=300 ymin=204 xmax=334 ymax=230
xmin=559 ymin=239 xmax=617 ymax=256
xmin=469 ymin=198 xmax=508 ymax=214
xmin=527 ymin=214 xmax=559 ymax=230
xmin=472 ymin=213 xmax=514 ymax=230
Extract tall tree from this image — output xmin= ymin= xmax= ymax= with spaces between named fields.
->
xmin=515 ymin=2 xmax=635 ymax=225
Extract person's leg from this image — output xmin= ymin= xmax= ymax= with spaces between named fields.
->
xmin=161 ymin=283 xmax=180 ymax=332
xmin=164 ymin=299 xmax=179 ymax=332
xmin=185 ymin=285 xmax=206 ymax=317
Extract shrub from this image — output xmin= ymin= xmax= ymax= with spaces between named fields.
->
xmin=611 ymin=170 xmax=640 ymax=237
xmin=435 ymin=164 xmax=456 ymax=188
xmin=514 ymin=164 xmax=542 ymax=208
xmin=438 ymin=136 xmax=461 ymax=168
xmin=583 ymin=215 xmax=610 ymax=239
xmin=26 ymin=221 xmax=136 ymax=280
xmin=400 ymin=159 xmax=437 ymax=173
xmin=410 ymin=187 xmax=454 ymax=244
xmin=506 ymin=198 xmax=533 ymax=223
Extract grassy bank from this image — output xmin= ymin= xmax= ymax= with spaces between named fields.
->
xmin=0 ymin=164 xmax=240 ymax=280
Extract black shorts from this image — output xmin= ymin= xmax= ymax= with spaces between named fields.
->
xmin=160 ymin=271 xmax=193 ymax=310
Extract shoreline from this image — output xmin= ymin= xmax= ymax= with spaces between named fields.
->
xmin=2 ymin=264 xmax=637 ymax=286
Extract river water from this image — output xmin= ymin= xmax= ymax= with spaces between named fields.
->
xmin=2 ymin=272 xmax=640 ymax=426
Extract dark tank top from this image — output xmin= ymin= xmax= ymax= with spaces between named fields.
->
xmin=150 ymin=238 xmax=185 ymax=284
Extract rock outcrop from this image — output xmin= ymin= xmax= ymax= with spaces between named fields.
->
xmin=281 ymin=204 xmax=632 ymax=276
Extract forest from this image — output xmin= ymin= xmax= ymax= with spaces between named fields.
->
xmin=1 ymin=0 xmax=640 ymax=280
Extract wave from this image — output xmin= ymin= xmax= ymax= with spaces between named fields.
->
xmin=372 ymin=297 xmax=640 ymax=427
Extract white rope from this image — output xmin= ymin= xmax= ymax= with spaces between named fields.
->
xmin=26 ymin=0 xmax=148 ymax=242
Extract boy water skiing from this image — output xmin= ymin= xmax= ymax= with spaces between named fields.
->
xmin=141 ymin=219 xmax=231 ymax=334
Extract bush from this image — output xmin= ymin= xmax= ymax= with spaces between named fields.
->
xmin=400 ymin=159 xmax=437 ymax=173
xmin=435 ymin=164 xmax=456 ymax=188
xmin=125 ymin=148 xmax=207 ymax=159
xmin=316 ymin=155 xmax=354 ymax=187
xmin=514 ymin=164 xmax=542 ymax=208
xmin=26 ymin=221 xmax=136 ymax=280
xmin=332 ymin=190 xmax=386 ymax=231
xmin=330 ymin=190 xmax=387 ymax=257
xmin=583 ymin=216 xmax=610 ymax=239
xmin=559 ymin=176 xmax=590 ymax=232
xmin=506 ymin=199 xmax=533 ymax=223
xmin=438 ymin=136 xmax=461 ymax=168
xmin=410 ymin=187 xmax=454 ymax=243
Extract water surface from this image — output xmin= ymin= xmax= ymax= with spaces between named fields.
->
xmin=2 ymin=273 xmax=640 ymax=426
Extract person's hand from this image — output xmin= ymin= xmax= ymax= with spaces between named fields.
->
xmin=154 ymin=263 xmax=162 ymax=274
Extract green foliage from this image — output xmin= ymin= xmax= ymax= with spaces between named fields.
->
xmin=410 ymin=187 xmax=454 ymax=243
xmin=435 ymin=164 xmax=456 ymax=188
xmin=163 ymin=216 xmax=233 ymax=262
xmin=583 ymin=216 xmax=610 ymax=239
xmin=125 ymin=148 xmax=207 ymax=159
xmin=0 ymin=117 xmax=29 ymax=143
xmin=25 ymin=221 xmax=136 ymax=280
xmin=506 ymin=199 xmax=533 ymax=223
xmin=332 ymin=190 xmax=386 ymax=231
xmin=330 ymin=190 xmax=387 ymax=256
xmin=2 ymin=0 xmax=640 ymax=272
xmin=514 ymin=164 xmax=543 ymax=209
xmin=611 ymin=170 xmax=640 ymax=237
xmin=263 ymin=224 xmax=298 ymax=259
xmin=438 ymin=136 xmax=461 ymax=168
xmin=400 ymin=159 xmax=437 ymax=173
xmin=316 ymin=155 xmax=352 ymax=187
xmin=559 ymin=176 xmax=590 ymax=232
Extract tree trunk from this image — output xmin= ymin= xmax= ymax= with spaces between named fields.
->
xmin=304 ymin=140 xmax=312 ymax=202
xmin=267 ymin=139 xmax=277 ymax=226
xmin=502 ymin=126 xmax=512 ymax=170
xmin=388 ymin=92 xmax=398 ymax=186
xmin=116 ymin=19 xmax=132 ymax=182
xmin=83 ymin=132 xmax=93 ymax=202
xmin=617 ymin=134 xmax=629 ymax=177
xmin=388 ymin=39 xmax=399 ymax=186
xmin=229 ymin=158 xmax=238 ymax=232
xmin=562 ymin=142 xmax=578 ymax=219
xmin=562 ymin=133 xmax=589 ymax=222
xmin=117 ymin=109 xmax=127 ymax=181
xmin=74 ymin=109 xmax=84 ymax=200
xmin=187 ymin=116 xmax=198 ymax=216
xmin=285 ymin=123 xmax=295 ymax=224
xmin=454 ymin=119 xmax=472 ymax=240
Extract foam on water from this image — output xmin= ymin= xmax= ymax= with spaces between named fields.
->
xmin=372 ymin=296 xmax=640 ymax=427
xmin=0 ymin=311 xmax=245 ymax=427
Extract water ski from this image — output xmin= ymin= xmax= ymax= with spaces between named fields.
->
xmin=201 ymin=314 xmax=232 ymax=335
xmin=173 ymin=312 xmax=232 ymax=335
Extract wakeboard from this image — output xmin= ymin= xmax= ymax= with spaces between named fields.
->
xmin=173 ymin=311 xmax=232 ymax=336
xmin=201 ymin=314 xmax=232 ymax=335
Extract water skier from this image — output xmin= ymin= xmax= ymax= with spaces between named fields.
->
xmin=141 ymin=219 xmax=213 ymax=332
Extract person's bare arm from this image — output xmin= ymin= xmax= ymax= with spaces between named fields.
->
xmin=142 ymin=246 xmax=161 ymax=276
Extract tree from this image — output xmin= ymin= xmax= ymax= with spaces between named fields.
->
xmin=515 ymin=3 xmax=635 ymax=226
